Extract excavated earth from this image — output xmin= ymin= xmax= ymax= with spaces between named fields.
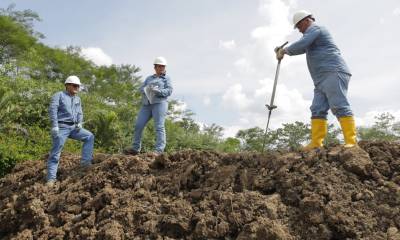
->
xmin=1 ymin=141 xmax=400 ymax=239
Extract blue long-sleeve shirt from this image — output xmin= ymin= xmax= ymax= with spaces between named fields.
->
xmin=140 ymin=74 xmax=173 ymax=105
xmin=49 ymin=91 xmax=83 ymax=128
xmin=285 ymin=23 xmax=351 ymax=85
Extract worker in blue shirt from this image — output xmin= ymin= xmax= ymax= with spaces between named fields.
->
xmin=275 ymin=10 xmax=356 ymax=149
xmin=47 ymin=76 xmax=94 ymax=186
xmin=124 ymin=57 xmax=173 ymax=155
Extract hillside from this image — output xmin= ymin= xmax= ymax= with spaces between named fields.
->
xmin=1 ymin=141 xmax=400 ymax=239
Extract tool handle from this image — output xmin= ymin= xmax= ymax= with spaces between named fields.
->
xmin=279 ymin=41 xmax=289 ymax=48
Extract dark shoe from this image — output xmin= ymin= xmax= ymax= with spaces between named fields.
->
xmin=123 ymin=148 xmax=139 ymax=155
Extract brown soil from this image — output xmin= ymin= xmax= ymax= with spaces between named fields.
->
xmin=1 ymin=141 xmax=400 ymax=239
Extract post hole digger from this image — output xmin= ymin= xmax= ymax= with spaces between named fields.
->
xmin=261 ymin=41 xmax=288 ymax=153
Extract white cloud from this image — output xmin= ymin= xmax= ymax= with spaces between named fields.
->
xmin=203 ymin=96 xmax=211 ymax=106
xmin=219 ymin=40 xmax=236 ymax=50
xmin=393 ymin=7 xmax=400 ymax=16
xmin=356 ymin=110 xmax=400 ymax=127
xmin=251 ymin=0 xmax=294 ymax=59
xmin=234 ymin=58 xmax=255 ymax=74
xmin=221 ymin=80 xmax=311 ymax=132
xmin=222 ymin=125 xmax=243 ymax=138
xmin=222 ymin=84 xmax=254 ymax=109
xmin=81 ymin=47 xmax=113 ymax=66
xmin=217 ymin=0 xmax=313 ymax=137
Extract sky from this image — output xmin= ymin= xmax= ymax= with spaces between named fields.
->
xmin=2 ymin=0 xmax=400 ymax=137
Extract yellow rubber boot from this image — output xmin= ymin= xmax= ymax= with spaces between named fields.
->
xmin=339 ymin=116 xmax=357 ymax=148
xmin=303 ymin=118 xmax=328 ymax=150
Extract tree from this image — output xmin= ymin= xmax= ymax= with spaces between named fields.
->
xmin=218 ymin=137 xmax=241 ymax=152
xmin=203 ymin=123 xmax=224 ymax=139
xmin=86 ymin=110 xmax=123 ymax=152
xmin=358 ymin=112 xmax=399 ymax=141
xmin=0 ymin=87 xmax=14 ymax=125
xmin=274 ymin=121 xmax=309 ymax=150
xmin=0 ymin=4 xmax=43 ymax=38
xmin=325 ymin=123 xmax=341 ymax=146
xmin=236 ymin=127 xmax=265 ymax=152
xmin=0 ymin=15 xmax=37 ymax=65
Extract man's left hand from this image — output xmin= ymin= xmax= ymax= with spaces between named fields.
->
xmin=275 ymin=48 xmax=285 ymax=60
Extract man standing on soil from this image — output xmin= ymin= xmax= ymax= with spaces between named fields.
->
xmin=275 ymin=10 xmax=357 ymax=149
xmin=124 ymin=57 xmax=173 ymax=156
xmin=47 ymin=75 xmax=94 ymax=186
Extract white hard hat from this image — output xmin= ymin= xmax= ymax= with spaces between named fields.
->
xmin=292 ymin=10 xmax=314 ymax=28
xmin=64 ymin=75 xmax=81 ymax=85
xmin=153 ymin=56 xmax=167 ymax=66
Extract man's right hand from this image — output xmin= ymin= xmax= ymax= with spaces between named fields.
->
xmin=51 ymin=127 xmax=59 ymax=138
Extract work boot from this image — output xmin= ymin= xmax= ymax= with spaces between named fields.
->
xmin=148 ymin=151 xmax=162 ymax=157
xmin=123 ymin=148 xmax=139 ymax=155
xmin=302 ymin=118 xmax=327 ymax=151
xmin=46 ymin=179 xmax=56 ymax=187
xmin=80 ymin=164 xmax=92 ymax=173
xmin=339 ymin=116 xmax=357 ymax=148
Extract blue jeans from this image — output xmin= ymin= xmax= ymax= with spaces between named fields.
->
xmin=47 ymin=124 xmax=94 ymax=181
xmin=310 ymin=71 xmax=353 ymax=119
xmin=132 ymin=102 xmax=168 ymax=153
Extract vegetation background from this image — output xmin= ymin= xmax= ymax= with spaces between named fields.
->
xmin=1 ymin=5 xmax=399 ymax=176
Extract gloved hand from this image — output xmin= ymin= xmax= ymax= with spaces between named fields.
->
xmin=76 ymin=123 xmax=82 ymax=129
xmin=51 ymin=127 xmax=59 ymax=138
xmin=275 ymin=47 xmax=285 ymax=60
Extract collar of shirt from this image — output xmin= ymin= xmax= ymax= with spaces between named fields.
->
xmin=152 ymin=73 xmax=166 ymax=79
xmin=304 ymin=23 xmax=317 ymax=34
xmin=63 ymin=90 xmax=76 ymax=98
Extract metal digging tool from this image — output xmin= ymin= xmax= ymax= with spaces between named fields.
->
xmin=261 ymin=41 xmax=288 ymax=153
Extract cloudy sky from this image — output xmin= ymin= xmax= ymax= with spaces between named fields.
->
xmin=2 ymin=0 xmax=400 ymax=137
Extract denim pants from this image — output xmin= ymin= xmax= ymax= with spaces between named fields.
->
xmin=47 ymin=124 xmax=94 ymax=181
xmin=310 ymin=71 xmax=353 ymax=119
xmin=132 ymin=101 xmax=168 ymax=153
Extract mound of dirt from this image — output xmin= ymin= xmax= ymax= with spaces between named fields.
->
xmin=1 ymin=141 xmax=400 ymax=239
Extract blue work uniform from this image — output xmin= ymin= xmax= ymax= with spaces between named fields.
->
xmin=132 ymin=74 xmax=173 ymax=153
xmin=47 ymin=91 xmax=94 ymax=181
xmin=285 ymin=23 xmax=353 ymax=119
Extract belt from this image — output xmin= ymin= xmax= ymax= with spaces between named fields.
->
xmin=58 ymin=121 xmax=75 ymax=126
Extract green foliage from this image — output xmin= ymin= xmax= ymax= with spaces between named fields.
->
xmin=0 ymin=15 xmax=37 ymax=64
xmin=217 ymin=137 xmax=241 ymax=152
xmin=0 ymin=125 xmax=50 ymax=177
xmin=358 ymin=112 xmax=400 ymax=141
xmin=236 ymin=127 xmax=265 ymax=152
xmin=325 ymin=123 xmax=341 ymax=146
xmin=86 ymin=110 xmax=123 ymax=152
xmin=1 ymin=5 xmax=400 ymax=177
xmin=273 ymin=121 xmax=309 ymax=150
xmin=0 ymin=3 xmax=43 ymax=38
